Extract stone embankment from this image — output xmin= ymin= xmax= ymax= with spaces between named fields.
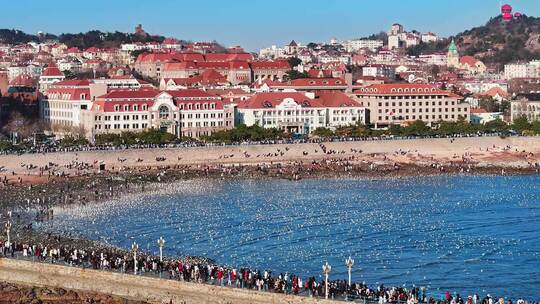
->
xmin=0 ymin=258 xmax=336 ymax=304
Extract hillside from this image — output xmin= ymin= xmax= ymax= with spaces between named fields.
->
xmin=408 ymin=15 xmax=540 ymax=67
xmin=0 ymin=29 xmax=165 ymax=49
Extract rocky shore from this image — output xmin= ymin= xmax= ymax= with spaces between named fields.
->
xmin=0 ymin=281 xmax=149 ymax=304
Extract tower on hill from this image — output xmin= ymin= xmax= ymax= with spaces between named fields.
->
xmin=447 ymin=39 xmax=460 ymax=68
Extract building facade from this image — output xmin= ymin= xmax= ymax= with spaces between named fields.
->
xmin=355 ymin=83 xmax=470 ymax=128
xmin=236 ymin=91 xmax=365 ymax=134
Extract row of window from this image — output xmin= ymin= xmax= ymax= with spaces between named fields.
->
xmin=378 ymin=107 xmax=465 ymax=114
xmin=378 ymin=101 xmax=456 ymax=107
xmin=96 ymin=112 xmax=224 ymax=121
xmin=377 ymin=114 xmax=469 ymax=121
xmin=111 ymin=103 xmax=218 ymax=112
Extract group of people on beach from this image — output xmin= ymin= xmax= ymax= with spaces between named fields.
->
xmin=0 ymin=237 xmax=536 ymax=304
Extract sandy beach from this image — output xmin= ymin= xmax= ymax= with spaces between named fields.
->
xmin=1 ymin=137 xmax=540 ymax=185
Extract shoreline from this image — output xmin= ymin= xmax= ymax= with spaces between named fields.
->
xmin=1 ymin=137 xmax=540 ymax=302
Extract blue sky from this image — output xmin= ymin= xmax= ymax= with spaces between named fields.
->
xmin=2 ymin=0 xmax=540 ymax=51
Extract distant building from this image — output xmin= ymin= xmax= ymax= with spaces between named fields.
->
xmin=343 ymin=39 xmax=384 ymax=52
xmin=447 ymin=39 xmax=460 ymax=68
xmin=362 ymin=65 xmax=396 ymax=79
xmin=470 ymin=108 xmax=503 ymax=125
xmin=511 ymin=93 xmax=540 ymax=122
xmin=504 ymin=62 xmax=538 ymax=79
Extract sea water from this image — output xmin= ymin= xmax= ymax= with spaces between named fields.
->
xmin=43 ymin=175 xmax=540 ymax=300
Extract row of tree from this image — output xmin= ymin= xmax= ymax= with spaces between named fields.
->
xmin=94 ymin=129 xmax=176 ymax=146
xmin=312 ymin=117 xmax=538 ymax=138
xmin=201 ymin=124 xmax=287 ymax=143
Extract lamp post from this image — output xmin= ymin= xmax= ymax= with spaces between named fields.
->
xmin=157 ymin=237 xmax=165 ymax=262
xmin=345 ymin=256 xmax=354 ymax=287
xmin=322 ymin=262 xmax=332 ymax=300
xmin=4 ymin=221 xmax=11 ymax=247
xmin=131 ymin=242 xmax=138 ymax=275
xmin=5 ymin=211 xmax=12 ymax=247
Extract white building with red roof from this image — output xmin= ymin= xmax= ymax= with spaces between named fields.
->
xmin=236 ymin=91 xmax=365 ymax=134
xmin=41 ymin=79 xmax=107 ymax=133
xmin=86 ymin=89 xmax=234 ymax=139
xmin=41 ymin=79 xmax=234 ymax=139
xmin=354 ymin=83 xmax=470 ymax=128
xmin=38 ymin=62 xmax=65 ymax=93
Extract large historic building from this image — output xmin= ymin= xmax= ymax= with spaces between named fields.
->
xmin=41 ymin=79 xmax=235 ymax=139
xmin=354 ymin=83 xmax=470 ymax=128
xmin=236 ymin=91 xmax=366 ymax=134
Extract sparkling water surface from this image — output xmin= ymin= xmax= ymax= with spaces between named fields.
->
xmin=43 ymin=175 xmax=540 ymax=300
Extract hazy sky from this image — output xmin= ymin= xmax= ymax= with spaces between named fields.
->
xmin=2 ymin=0 xmax=540 ymax=51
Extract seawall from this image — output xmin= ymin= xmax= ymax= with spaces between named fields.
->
xmin=0 ymin=258 xmax=336 ymax=304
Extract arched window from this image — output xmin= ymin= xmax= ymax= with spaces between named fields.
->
xmin=114 ymin=104 xmax=120 ymax=112
xmin=123 ymin=104 xmax=129 ymax=111
xmin=159 ymin=105 xmax=170 ymax=119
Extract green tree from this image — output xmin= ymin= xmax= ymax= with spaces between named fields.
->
xmin=484 ymin=119 xmax=508 ymax=132
xmin=312 ymin=127 xmax=334 ymax=138
xmin=511 ymin=116 xmax=531 ymax=134
xmin=284 ymin=70 xmax=308 ymax=80
xmin=287 ymin=57 xmax=302 ymax=68
xmin=403 ymin=120 xmax=430 ymax=136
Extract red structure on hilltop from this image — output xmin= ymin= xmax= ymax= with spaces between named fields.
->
xmin=501 ymin=4 xmax=522 ymax=22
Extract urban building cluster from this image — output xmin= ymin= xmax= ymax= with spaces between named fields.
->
xmin=1 ymin=20 xmax=539 ymax=142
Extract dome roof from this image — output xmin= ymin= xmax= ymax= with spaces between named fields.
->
xmin=502 ymin=12 xmax=513 ymax=21
xmin=448 ymin=39 xmax=458 ymax=53
xmin=501 ymin=4 xmax=512 ymax=13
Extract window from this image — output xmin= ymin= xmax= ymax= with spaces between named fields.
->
xmin=159 ymin=105 xmax=170 ymax=119
xmin=114 ymin=105 xmax=120 ymax=112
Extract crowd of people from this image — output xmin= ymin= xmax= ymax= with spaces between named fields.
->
xmin=0 ymin=132 xmax=506 ymax=156
xmin=0 ymin=236 xmax=536 ymax=304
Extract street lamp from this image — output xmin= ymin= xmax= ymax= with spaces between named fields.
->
xmin=157 ymin=237 xmax=165 ymax=262
xmin=345 ymin=256 xmax=355 ymax=287
xmin=5 ymin=211 xmax=12 ymax=248
xmin=4 ymin=221 xmax=11 ymax=247
xmin=131 ymin=242 xmax=139 ymax=275
xmin=322 ymin=262 xmax=332 ymax=300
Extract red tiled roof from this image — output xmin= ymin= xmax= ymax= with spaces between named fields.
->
xmin=250 ymin=60 xmax=290 ymax=70
xmin=98 ymin=89 xmax=160 ymax=99
xmin=354 ymin=83 xmax=457 ymax=96
xmin=166 ymin=89 xmax=220 ymax=99
xmin=478 ymin=87 xmax=509 ymax=98
xmin=315 ymin=91 xmax=362 ymax=108
xmin=470 ymin=108 xmax=487 ymax=114
xmin=9 ymin=74 xmax=35 ymax=87
xmin=204 ymin=53 xmax=253 ymax=62
xmin=91 ymin=100 xmax=154 ymax=112
xmin=237 ymin=92 xmax=324 ymax=109
xmin=275 ymin=78 xmax=347 ymax=87
xmin=85 ymin=47 xmax=99 ymax=53
xmin=53 ymin=79 xmax=90 ymax=87
xmin=165 ymin=69 xmax=228 ymax=86
xmin=42 ymin=62 xmax=64 ymax=77
xmin=460 ymin=56 xmax=480 ymax=67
